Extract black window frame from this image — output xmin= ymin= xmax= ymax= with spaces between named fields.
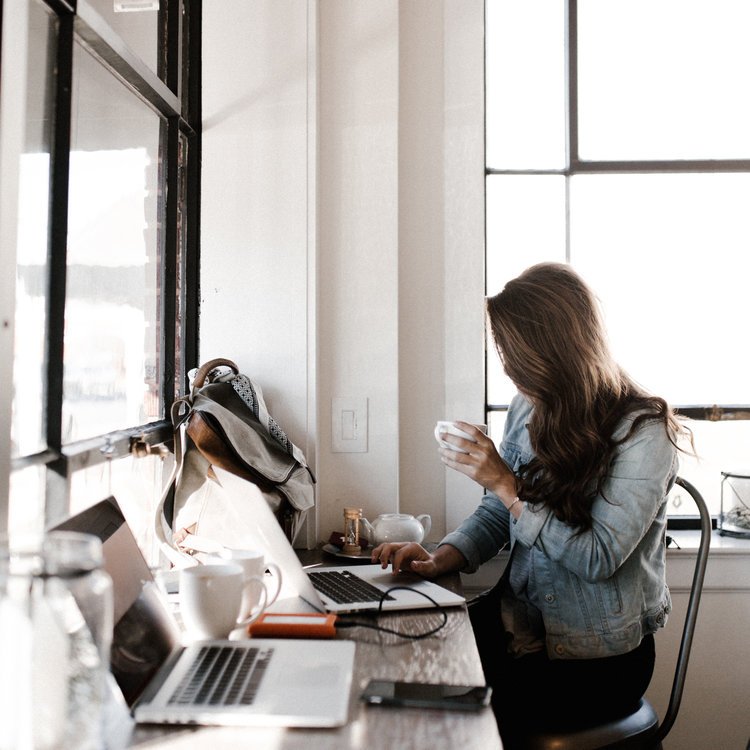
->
xmin=483 ymin=0 xmax=750 ymax=523
xmin=7 ymin=0 xmax=201 ymax=526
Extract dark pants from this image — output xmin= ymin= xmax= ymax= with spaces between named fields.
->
xmin=468 ymin=585 xmax=656 ymax=750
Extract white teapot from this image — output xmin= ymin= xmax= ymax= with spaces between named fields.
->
xmin=361 ymin=513 xmax=432 ymax=546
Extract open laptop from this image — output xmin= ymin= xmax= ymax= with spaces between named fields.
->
xmin=178 ymin=466 xmax=466 ymax=615
xmin=53 ymin=497 xmax=355 ymax=728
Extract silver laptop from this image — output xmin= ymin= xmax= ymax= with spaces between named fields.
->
xmin=53 ymin=497 xmax=355 ymax=728
xmin=193 ymin=466 xmax=467 ymax=615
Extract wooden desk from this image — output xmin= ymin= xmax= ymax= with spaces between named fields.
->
xmin=129 ymin=552 xmax=502 ymax=750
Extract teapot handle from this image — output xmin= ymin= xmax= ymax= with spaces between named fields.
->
xmin=416 ymin=514 xmax=432 ymax=539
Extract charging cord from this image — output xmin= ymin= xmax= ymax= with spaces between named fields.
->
xmin=335 ymin=586 xmax=449 ymax=641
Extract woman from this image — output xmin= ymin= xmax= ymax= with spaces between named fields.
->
xmin=371 ymin=263 xmax=691 ymax=748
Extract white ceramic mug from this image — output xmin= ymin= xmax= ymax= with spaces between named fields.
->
xmin=434 ymin=421 xmax=487 ymax=453
xmin=218 ymin=548 xmax=283 ymax=617
xmin=179 ymin=563 xmax=267 ymax=640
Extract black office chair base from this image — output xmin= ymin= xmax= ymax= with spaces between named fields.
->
xmin=524 ymin=698 xmax=661 ymax=750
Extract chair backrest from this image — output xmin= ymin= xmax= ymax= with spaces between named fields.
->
xmin=521 ymin=476 xmax=711 ymax=750
xmin=654 ymin=476 xmax=711 ymax=743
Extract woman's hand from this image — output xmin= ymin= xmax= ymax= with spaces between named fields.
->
xmin=370 ymin=542 xmax=466 ymax=579
xmin=438 ymin=421 xmax=517 ymax=500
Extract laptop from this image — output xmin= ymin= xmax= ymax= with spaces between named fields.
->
xmin=53 ymin=497 xmax=355 ymax=728
xmin=180 ymin=466 xmax=467 ymax=615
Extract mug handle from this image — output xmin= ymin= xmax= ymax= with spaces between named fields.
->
xmin=236 ymin=575 xmax=268 ymax=627
xmin=264 ymin=562 xmax=283 ymax=608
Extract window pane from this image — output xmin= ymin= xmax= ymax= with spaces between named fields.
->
xmin=85 ymin=0 xmax=162 ymax=79
xmin=487 ymin=410 xmax=508 ymax=448
xmin=9 ymin=465 xmax=46 ymax=540
xmin=12 ymin=0 xmax=57 ymax=458
xmin=578 ymin=0 xmax=750 ymax=160
xmin=671 ymin=420 xmax=750 ymax=517
xmin=570 ymin=173 xmax=750 ymax=405
xmin=486 ymin=175 xmax=567 ymax=295
xmin=486 ymin=175 xmax=567 ymax=405
xmin=63 ymin=42 xmax=162 ymax=443
xmin=486 ymin=331 xmax=512 ymax=407
xmin=70 ymin=450 xmax=171 ymax=566
xmin=486 ymin=0 xmax=566 ymax=170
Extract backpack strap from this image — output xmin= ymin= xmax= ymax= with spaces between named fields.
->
xmin=192 ymin=358 xmax=239 ymax=389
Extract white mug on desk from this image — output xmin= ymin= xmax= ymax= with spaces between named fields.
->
xmin=217 ymin=548 xmax=283 ymax=618
xmin=180 ymin=563 xmax=267 ymax=640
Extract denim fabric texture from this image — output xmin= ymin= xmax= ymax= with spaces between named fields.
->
xmin=441 ymin=393 xmax=677 ymax=659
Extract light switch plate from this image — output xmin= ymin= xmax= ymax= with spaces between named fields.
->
xmin=332 ymin=397 xmax=368 ymax=452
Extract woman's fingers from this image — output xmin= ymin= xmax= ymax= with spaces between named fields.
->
xmin=454 ymin=420 xmax=487 ymax=442
xmin=437 ymin=422 xmax=492 ymax=458
xmin=371 ymin=542 xmax=408 ymax=567
xmin=371 ymin=542 xmax=432 ymax=575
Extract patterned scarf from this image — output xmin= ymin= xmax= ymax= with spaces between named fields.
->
xmin=194 ymin=365 xmax=309 ymax=469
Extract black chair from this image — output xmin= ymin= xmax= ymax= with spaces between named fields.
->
xmin=524 ymin=476 xmax=711 ymax=750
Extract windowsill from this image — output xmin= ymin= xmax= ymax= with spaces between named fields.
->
xmin=666 ymin=529 xmax=750 ymax=591
xmin=667 ymin=528 xmax=750 ymax=551
xmin=462 ymin=530 xmax=750 ymax=598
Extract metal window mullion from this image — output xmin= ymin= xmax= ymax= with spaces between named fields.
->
xmin=40 ymin=0 xmax=74 ymax=15
xmin=45 ymin=8 xmax=74 ymax=462
xmin=75 ymin=0 xmax=180 ymax=119
xmin=676 ymin=406 xmax=750 ymax=421
xmin=566 ymin=0 xmax=578 ymax=166
xmin=486 ymin=161 xmax=750 ymax=179
xmin=488 ymin=403 xmax=750 ymax=422
xmin=182 ymin=129 xmax=200 ymax=381
xmin=570 ymin=158 xmax=750 ymax=174
xmin=43 ymin=7 xmax=76 ymax=525
xmin=161 ymin=117 xmax=179 ymax=411
xmin=181 ymin=0 xmax=201 ymax=381
xmin=565 ymin=0 xmax=577 ymax=265
xmin=163 ymin=0 xmax=181 ymax=97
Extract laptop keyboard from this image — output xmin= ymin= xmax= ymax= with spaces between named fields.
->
xmin=309 ymin=569 xmax=395 ymax=604
xmin=168 ymin=645 xmax=274 ymax=706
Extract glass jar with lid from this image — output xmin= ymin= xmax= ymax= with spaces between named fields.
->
xmin=0 ymin=531 xmax=113 ymax=750
xmin=718 ymin=470 xmax=750 ymax=538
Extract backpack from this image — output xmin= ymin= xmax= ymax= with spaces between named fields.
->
xmin=155 ymin=358 xmax=315 ymax=552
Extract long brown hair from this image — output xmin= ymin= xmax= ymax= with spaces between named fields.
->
xmin=486 ymin=262 xmax=688 ymax=530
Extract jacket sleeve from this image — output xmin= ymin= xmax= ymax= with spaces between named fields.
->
xmin=440 ymin=492 xmax=512 ymax=573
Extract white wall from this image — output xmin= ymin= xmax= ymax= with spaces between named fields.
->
xmin=200 ymin=0 xmax=312 ymax=439
xmin=201 ymin=0 xmax=485 ymax=546
xmin=316 ymin=0 xmax=401 ymax=539
xmin=203 ymin=4 xmax=750 ymax=749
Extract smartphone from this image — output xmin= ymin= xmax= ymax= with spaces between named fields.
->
xmin=360 ymin=679 xmax=492 ymax=711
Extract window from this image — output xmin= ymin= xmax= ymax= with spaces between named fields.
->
xmin=485 ymin=0 xmax=750 ymax=516
xmin=2 ymin=0 xmax=200 ymax=556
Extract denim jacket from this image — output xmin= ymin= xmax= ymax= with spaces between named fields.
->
xmin=442 ymin=394 xmax=677 ymax=659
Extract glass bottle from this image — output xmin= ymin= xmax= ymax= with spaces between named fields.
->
xmin=0 ymin=531 xmax=113 ymax=750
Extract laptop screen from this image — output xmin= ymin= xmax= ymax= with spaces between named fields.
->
xmin=52 ymin=497 xmax=180 ymax=706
